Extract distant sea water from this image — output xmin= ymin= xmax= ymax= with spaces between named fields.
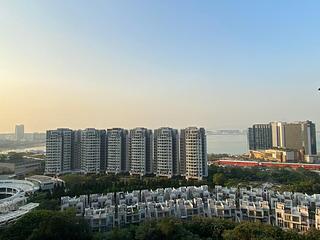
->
xmin=2 ymin=138 xmax=247 ymax=155
xmin=1 ymin=133 xmax=320 ymax=155
xmin=207 ymin=135 xmax=248 ymax=154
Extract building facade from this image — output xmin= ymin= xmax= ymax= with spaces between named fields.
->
xmin=45 ymin=126 xmax=208 ymax=178
xmin=154 ymin=127 xmax=179 ymax=178
xmin=128 ymin=128 xmax=153 ymax=175
xmin=249 ymin=149 xmax=303 ymax=163
xmin=45 ymin=128 xmax=73 ymax=174
xmin=81 ymin=128 xmax=106 ymax=174
xmin=181 ymin=127 xmax=208 ymax=180
xmin=301 ymin=121 xmax=317 ymax=155
xmin=106 ymin=128 xmax=129 ymax=173
xmin=271 ymin=122 xmax=286 ymax=148
xmin=252 ymin=121 xmax=317 ymax=156
xmin=15 ymin=124 xmax=24 ymax=141
xmin=248 ymin=124 xmax=272 ymax=150
xmin=179 ymin=130 xmax=187 ymax=176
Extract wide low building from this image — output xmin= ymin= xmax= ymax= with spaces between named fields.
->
xmin=25 ymin=175 xmax=64 ymax=191
xmin=249 ymin=149 xmax=304 ymax=163
xmin=0 ymin=158 xmax=43 ymax=176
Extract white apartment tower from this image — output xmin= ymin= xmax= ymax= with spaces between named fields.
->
xmin=81 ymin=128 xmax=106 ymax=174
xmin=106 ymin=128 xmax=129 ymax=173
xmin=181 ymin=127 xmax=208 ymax=180
xmin=129 ymin=128 xmax=153 ymax=175
xmin=45 ymin=128 xmax=72 ymax=174
xmin=154 ymin=127 xmax=179 ymax=178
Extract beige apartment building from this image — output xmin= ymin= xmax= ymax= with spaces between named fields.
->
xmin=181 ymin=127 xmax=208 ymax=180
xmin=154 ymin=127 xmax=179 ymax=178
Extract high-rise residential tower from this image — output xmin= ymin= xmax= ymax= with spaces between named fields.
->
xmin=106 ymin=128 xmax=129 ymax=173
xmin=81 ymin=128 xmax=106 ymax=174
xmin=180 ymin=127 xmax=208 ymax=180
xmin=154 ymin=127 xmax=179 ymax=178
xmin=128 ymin=128 xmax=153 ymax=175
xmin=15 ymin=124 xmax=24 ymax=141
xmin=247 ymin=124 xmax=272 ymax=150
xmin=45 ymin=128 xmax=73 ymax=174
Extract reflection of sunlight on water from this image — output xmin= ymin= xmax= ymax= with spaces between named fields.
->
xmin=207 ymin=135 xmax=248 ymax=154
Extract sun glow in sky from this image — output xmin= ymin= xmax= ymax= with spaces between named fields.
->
xmin=1 ymin=0 xmax=320 ymax=132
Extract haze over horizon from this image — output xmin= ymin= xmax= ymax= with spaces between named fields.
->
xmin=1 ymin=1 xmax=320 ymax=132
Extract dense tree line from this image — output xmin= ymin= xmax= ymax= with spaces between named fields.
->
xmin=0 ymin=210 xmax=91 ymax=240
xmin=210 ymin=165 xmax=320 ymax=194
xmin=61 ymin=173 xmax=207 ymax=197
xmin=61 ymin=166 xmax=320 ymax=197
xmin=3 ymin=212 xmax=320 ymax=240
xmin=97 ymin=218 xmax=320 ymax=240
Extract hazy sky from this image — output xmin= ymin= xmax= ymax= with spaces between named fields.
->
xmin=1 ymin=1 xmax=320 ymax=132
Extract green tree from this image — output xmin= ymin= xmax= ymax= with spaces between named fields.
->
xmin=304 ymin=228 xmax=320 ymax=240
xmin=223 ymin=222 xmax=287 ymax=240
xmin=212 ymin=173 xmax=226 ymax=186
xmin=0 ymin=210 xmax=91 ymax=240
xmin=184 ymin=216 xmax=235 ymax=240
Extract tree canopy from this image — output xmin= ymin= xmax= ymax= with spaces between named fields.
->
xmin=0 ymin=210 xmax=91 ymax=240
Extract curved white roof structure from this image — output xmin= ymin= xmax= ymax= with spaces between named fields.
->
xmin=0 ymin=180 xmax=40 ymax=225
xmin=0 ymin=180 xmax=39 ymax=204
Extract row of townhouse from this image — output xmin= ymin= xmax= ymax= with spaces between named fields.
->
xmin=61 ymin=185 xmax=320 ymax=232
xmin=45 ymin=127 xmax=207 ymax=180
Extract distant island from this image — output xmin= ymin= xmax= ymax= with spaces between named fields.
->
xmin=207 ymin=129 xmax=247 ymax=135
